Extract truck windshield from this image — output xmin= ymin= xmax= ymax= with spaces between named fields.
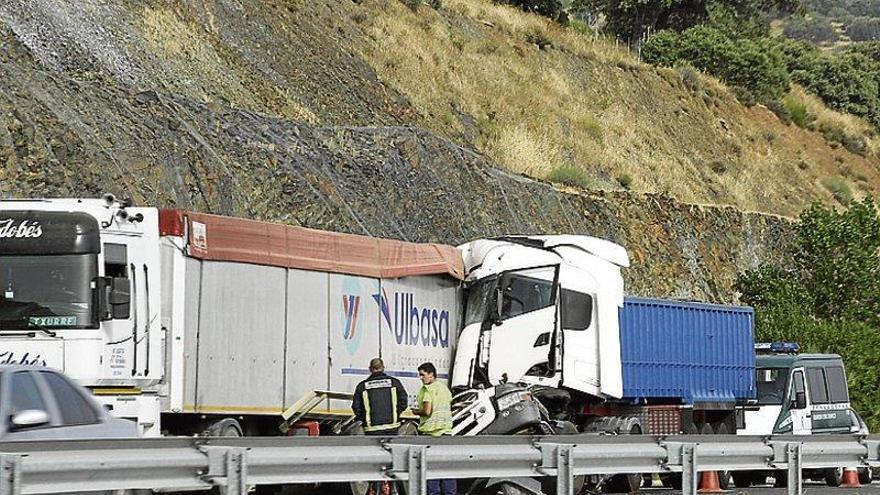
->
xmin=464 ymin=277 xmax=496 ymax=327
xmin=0 ymin=254 xmax=98 ymax=329
xmin=756 ymin=367 xmax=787 ymax=405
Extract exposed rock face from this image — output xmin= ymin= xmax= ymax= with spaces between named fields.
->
xmin=0 ymin=2 xmax=795 ymax=304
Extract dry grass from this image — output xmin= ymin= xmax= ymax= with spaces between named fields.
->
xmin=137 ymin=6 xmax=319 ymax=123
xmin=786 ymin=85 xmax=880 ymax=157
xmin=351 ymin=0 xmax=880 ymax=215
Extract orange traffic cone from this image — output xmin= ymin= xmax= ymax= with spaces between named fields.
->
xmin=841 ymin=468 xmax=862 ymax=488
xmin=698 ymin=471 xmax=725 ymax=493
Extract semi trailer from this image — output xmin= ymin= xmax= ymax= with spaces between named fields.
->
xmin=0 ymin=196 xmax=463 ymax=437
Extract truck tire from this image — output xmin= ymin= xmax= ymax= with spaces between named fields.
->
xmin=204 ymin=417 xmax=242 ymax=437
xmin=539 ymin=421 xmax=585 ymax=495
xmin=859 ymin=467 xmax=873 ymax=485
xmin=603 ymin=423 xmax=642 ymax=493
xmin=824 ymin=467 xmax=844 ymax=487
xmin=662 ymin=422 xmax=699 ymax=490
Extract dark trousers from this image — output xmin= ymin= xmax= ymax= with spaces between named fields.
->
xmin=427 ymin=479 xmax=457 ymax=495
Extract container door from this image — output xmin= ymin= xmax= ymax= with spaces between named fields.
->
xmin=789 ymin=368 xmax=812 ymax=435
xmin=487 ymin=266 xmax=558 ymax=384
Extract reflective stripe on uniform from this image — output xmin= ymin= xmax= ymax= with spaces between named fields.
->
xmin=363 ymin=390 xmax=372 ymax=429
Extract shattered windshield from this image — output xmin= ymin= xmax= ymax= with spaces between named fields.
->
xmin=0 ymin=255 xmax=98 ymax=330
xmin=464 ymin=277 xmax=496 ymax=327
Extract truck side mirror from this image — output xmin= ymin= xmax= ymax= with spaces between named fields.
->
xmin=793 ymin=391 xmax=807 ymax=410
xmin=110 ymin=277 xmax=131 ymax=320
xmin=96 ymin=277 xmax=131 ymax=320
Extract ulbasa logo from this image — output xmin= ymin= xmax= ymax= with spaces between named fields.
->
xmin=342 ymin=294 xmax=361 ymax=341
xmin=0 ymin=219 xmax=42 ymax=239
xmin=341 ymin=277 xmax=366 ymax=355
xmin=373 ymin=289 xmax=450 ymax=348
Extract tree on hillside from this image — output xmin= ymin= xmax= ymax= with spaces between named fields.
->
xmin=574 ymin=0 xmax=803 ymax=45
xmin=846 ymin=16 xmax=880 ymax=41
xmin=642 ymin=26 xmax=791 ymax=99
xmin=784 ymin=15 xmax=838 ymax=43
xmin=791 ymin=51 xmax=880 ymax=125
xmin=736 ymin=198 xmax=880 ymax=430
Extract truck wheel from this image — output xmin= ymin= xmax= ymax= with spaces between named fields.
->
xmin=539 ymin=421 xmax=585 ymax=495
xmin=859 ymin=467 xmax=873 ymax=485
xmin=604 ymin=424 xmax=642 ymax=493
xmin=824 ymin=467 xmax=844 ymax=487
xmin=204 ymin=417 xmax=242 ymax=437
xmin=663 ymin=422 xmax=699 ymax=490
xmin=711 ymin=422 xmax=732 ymax=490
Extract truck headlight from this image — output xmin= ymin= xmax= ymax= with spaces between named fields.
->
xmin=495 ymin=391 xmax=532 ymax=411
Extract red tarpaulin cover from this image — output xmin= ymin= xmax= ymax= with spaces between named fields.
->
xmin=158 ymin=210 xmax=464 ymax=280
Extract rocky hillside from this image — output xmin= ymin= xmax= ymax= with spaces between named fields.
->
xmin=0 ymin=0 xmax=813 ymax=301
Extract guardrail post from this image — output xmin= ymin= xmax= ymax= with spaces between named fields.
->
xmin=787 ymin=443 xmax=802 ymax=495
xmin=681 ymin=444 xmax=697 ymax=495
xmin=556 ymin=444 xmax=573 ymax=495
xmin=221 ymin=448 xmax=248 ymax=495
xmin=0 ymin=455 xmax=21 ymax=495
xmin=409 ymin=446 xmax=426 ymax=495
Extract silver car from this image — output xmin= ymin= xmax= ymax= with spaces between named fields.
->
xmin=0 ymin=365 xmax=137 ymax=440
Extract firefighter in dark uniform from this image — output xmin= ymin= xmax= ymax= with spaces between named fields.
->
xmin=352 ymin=358 xmax=408 ymax=436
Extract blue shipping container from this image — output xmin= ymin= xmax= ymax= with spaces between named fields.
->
xmin=619 ymin=297 xmax=756 ymax=404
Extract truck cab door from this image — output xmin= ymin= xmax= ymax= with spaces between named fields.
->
xmin=788 ymin=368 xmax=812 ymax=435
xmin=487 ymin=266 xmax=558 ymax=384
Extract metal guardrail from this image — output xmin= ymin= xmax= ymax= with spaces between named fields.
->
xmin=0 ymin=434 xmax=877 ymax=495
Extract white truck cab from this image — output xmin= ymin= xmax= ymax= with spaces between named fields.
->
xmin=0 ymin=196 xmax=162 ymax=435
xmin=451 ymin=236 xmax=629 ymax=398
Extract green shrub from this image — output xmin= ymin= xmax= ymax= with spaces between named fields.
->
xmin=782 ymin=96 xmax=811 ymax=128
xmin=765 ymin=99 xmax=792 ymax=125
xmin=677 ymin=64 xmax=702 ymax=92
xmin=569 ymin=19 xmax=592 ymax=36
xmin=673 ymin=26 xmax=790 ymax=100
xmin=525 ymin=29 xmax=553 ymax=50
xmin=791 ymin=52 xmax=880 ymax=127
xmin=731 ymin=86 xmax=758 ymax=107
xmin=500 ymin=0 xmax=568 ymax=24
xmin=616 ymin=173 xmax=633 ymax=189
xmin=548 ymin=164 xmax=591 ymax=189
xmin=581 ymin=117 xmax=604 ymax=144
xmin=822 ymin=176 xmax=854 ymax=204
xmin=816 ymin=121 xmax=869 ymax=156
xmin=642 ymin=30 xmax=681 ymax=67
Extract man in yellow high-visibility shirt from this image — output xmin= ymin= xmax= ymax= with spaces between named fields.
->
xmin=411 ymin=362 xmax=456 ymax=495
